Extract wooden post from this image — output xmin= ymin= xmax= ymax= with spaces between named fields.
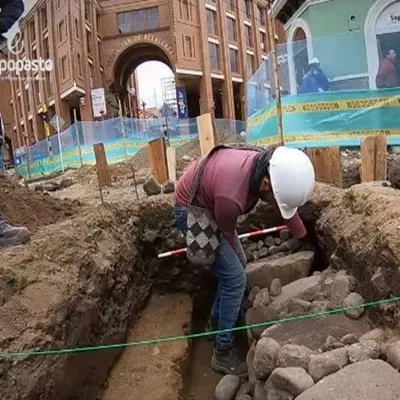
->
xmin=306 ymin=147 xmax=343 ymax=187
xmin=148 ymin=137 xmax=168 ymax=184
xmin=166 ymin=146 xmax=177 ymax=182
xmin=361 ymin=135 xmax=387 ymax=182
xmin=196 ymin=113 xmax=216 ymax=156
xmin=267 ymin=2 xmax=284 ymax=145
xmin=93 ymin=143 xmax=112 ymax=187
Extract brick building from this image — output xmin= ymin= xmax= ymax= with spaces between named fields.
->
xmin=6 ymin=0 xmax=284 ymax=150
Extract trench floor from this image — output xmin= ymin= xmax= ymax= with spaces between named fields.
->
xmin=102 ymin=293 xmax=192 ymax=400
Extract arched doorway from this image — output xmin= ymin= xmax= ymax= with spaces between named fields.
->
xmin=365 ymin=0 xmax=400 ymax=88
xmin=287 ymin=18 xmax=313 ymax=94
xmin=110 ymin=43 xmax=175 ymax=119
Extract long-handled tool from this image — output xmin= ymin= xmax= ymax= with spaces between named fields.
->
xmin=157 ymin=225 xmax=288 ymax=259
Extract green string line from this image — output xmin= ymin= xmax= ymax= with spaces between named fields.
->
xmin=1 ymin=295 xmax=400 ymax=360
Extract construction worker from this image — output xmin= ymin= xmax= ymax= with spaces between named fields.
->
xmin=174 ymin=145 xmax=315 ymax=376
xmin=0 ymin=0 xmax=24 ymax=54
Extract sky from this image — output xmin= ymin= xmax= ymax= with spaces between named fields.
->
xmin=6 ymin=1 xmax=173 ymax=109
xmin=136 ymin=61 xmax=174 ymax=109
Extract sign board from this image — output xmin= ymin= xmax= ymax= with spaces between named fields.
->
xmin=91 ymin=87 xmax=107 ymax=118
xmin=50 ymin=115 xmax=65 ymax=130
xmin=176 ymin=87 xmax=188 ymax=119
xmin=377 ymin=2 xmax=400 ymax=34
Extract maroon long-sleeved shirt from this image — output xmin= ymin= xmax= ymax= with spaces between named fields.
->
xmin=174 ymin=148 xmax=306 ymax=248
xmin=376 ymin=59 xmax=397 ymax=88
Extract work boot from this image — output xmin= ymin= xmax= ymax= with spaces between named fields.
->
xmin=211 ymin=346 xmax=248 ymax=377
xmin=205 ymin=315 xmax=218 ymax=341
xmin=0 ymin=222 xmax=31 ymax=247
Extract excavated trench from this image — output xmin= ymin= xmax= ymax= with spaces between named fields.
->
xmin=1 ymin=182 xmax=400 ymax=400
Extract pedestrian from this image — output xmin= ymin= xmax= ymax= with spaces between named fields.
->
xmin=0 ymin=0 xmax=24 ymax=54
xmin=173 ymin=145 xmax=315 ymax=376
xmin=299 ymin=57 xmax=329 ymax=94
xmin=376 ymin=49 xmax=398 ymax=88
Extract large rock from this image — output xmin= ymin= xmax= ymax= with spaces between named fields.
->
xmin=270 ymin=278 xmax=282 ymax=297
xmin=308 ymin=348 xmax=348 ymax=382
xmin=162 ymin=180 xmax=175 ymax=194
xmin=343 ymin=292 xmax=365 ymax=319
xmin=234 ymin=381 xmax=251 ymax=400
xmin=359 ymin=328 xmax=386 ymax=344
xmin=388 ymin=156 xmax=400 ymax=189
xmin=329 ymin=271 xmax=356 ymax=306
xmin=297 ymin=360 xmax=400 ymax=400
xmin=261 ymin=313 xmax=371 ymax=351
xmin=269 ymin=367 xmax=314 ymax=396
xmin=245 ymin=306 xmax=279 ymax=339
xmin=348 ymin=340 xmax=380 ymax=363
xmin=143 ymin=176 xmax=162 ymax=196
xmin=386 ymin=340 xmax=400 ymax=371
xmin=268 ymin=276 xmax=321 ymax=316
xmin=253 ymin=381 xmax=268 ymax=400
xmin=253 ymin=288 xmax=270 ymax=307
xmin=246 ymin=342 xmax=257 ymax=388
xmin=276 ymin=344 xmax=314 ymax=371
xmin=320 ymin=335 xmax=345 ymax=352
xmin=254 ymin=337 xmax=281 ymax=380
xmin=246 ymin=252 xmax=314 ymax=290
xmin=264 ymin=379 xmax=294 ymax=400
xmin=215 ymin=375 xmax=241 ymax=400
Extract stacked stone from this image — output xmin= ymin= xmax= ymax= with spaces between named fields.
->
xmin=243 ymin=230 xmax=297 ymax=263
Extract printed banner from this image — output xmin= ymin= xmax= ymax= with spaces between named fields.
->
xmin=247 ymin=88 xmax=400 ymax=148
xmin=176 ymin=87 xmax=188 ymax=119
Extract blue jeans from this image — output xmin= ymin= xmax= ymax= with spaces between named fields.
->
xmin=175 ymin=206 xmax=247 ymax=348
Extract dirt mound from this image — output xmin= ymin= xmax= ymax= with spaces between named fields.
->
xmin=0 ymin=174 xmax=79 ymax=231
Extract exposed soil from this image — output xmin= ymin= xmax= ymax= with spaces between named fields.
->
xmin=102 ymin=293 xmax=192 ymax=400
xmin=0 ymin=173 xmax=79 ymax=231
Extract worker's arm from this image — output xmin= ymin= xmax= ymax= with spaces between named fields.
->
xmin=214 ymin=195 xmax=242 ymax=250
xmin=0 ymin=0 xmax=24 ymax=34
xmin=284 ymin=212 xmax=307 ymax=239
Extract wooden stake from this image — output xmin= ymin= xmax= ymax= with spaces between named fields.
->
xmin=93 ymin=143 xmax=112 ymax=187
xmin=306 ymin=147 xmax=343 ymax=187
xmin=166 ymin=146 xmax=177 ymax=182
xmin=131 ymin=166 xmax=139 ymax=200
xmin=148 ymin=137 xmax=168 ymax=184
xmin=361 ymin=135 xmax=387 ymax=182
xmin=196 ymin=113 xmax=216 ymax=155
xmin=267 ymin=3 xmax=284 ymax=145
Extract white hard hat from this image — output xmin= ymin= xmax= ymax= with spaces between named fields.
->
xmin=310 ymin=57 xmax=320 ymax=64
xmin=268 ymin=146 xmax=315 ymax=220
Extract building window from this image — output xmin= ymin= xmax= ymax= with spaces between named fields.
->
xmin=29 ymin=20 xmax=35 ymax=42
xmin=227 ymin=0 xmax=235 ymax=12
xmin=245 ymin=25 xmax=253 ymax=47
xmin=43 ymin=38 xmax=50 ymax=59
xmin=34 ymin=78 xmax=40 ymax=105
xmin=41 ymin=6 xmax=48 ymax=29
xmin=60 ymin=55 xmax=68 ymax=80
xmin=117 ymin=7 xmax=160 ymax=34
xmin=247 ymin=54 xmax=254 ymax=77
xmin=77 ymin=53 xmax=82 ymax=75
xmin=209 ymin=43 xmax=220 ymax=71
xmin=46 ymin=71 xmax=53 ymax=96
xmin=207 ymin=9 xmax=218 ymax=36
xmin=184 ymin=35 xmax=194 ymax=58
xmin=260 ymin=31 xmax=266 ymax=51
xmin=56 ymin=0 xmax=61 ymax=9
xmin=75 ymin=18 xmax=80 ymax=39
xmin=179 ymin=0 xmax=192 ymax=21
xmin=230 ymin=48 xmax=239 ymax=73
xmin=25 ymin=87 xmax=30 ymax=112
xmin=258 ymin=6 xmax=266 ymax=25
xmin=227 ymin=17 xmax=236 ymax=42
xmin=243 ymin=0 xmax=252 ymax=19
xmin=87 ymin=30 xmax=92 ymax=54
xmin=96 ymin=12 xmax=101 ymax=30
xmin=58 ymin=20 xmax=66 ymax=43
xmin=85 ymin=0 xmax=91 ymax=22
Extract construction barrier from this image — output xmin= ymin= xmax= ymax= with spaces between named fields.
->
xmin=247 ymin=88 xmax=400 ymax=147
xmin=13 ymin=118 xmax=245 ymax=180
